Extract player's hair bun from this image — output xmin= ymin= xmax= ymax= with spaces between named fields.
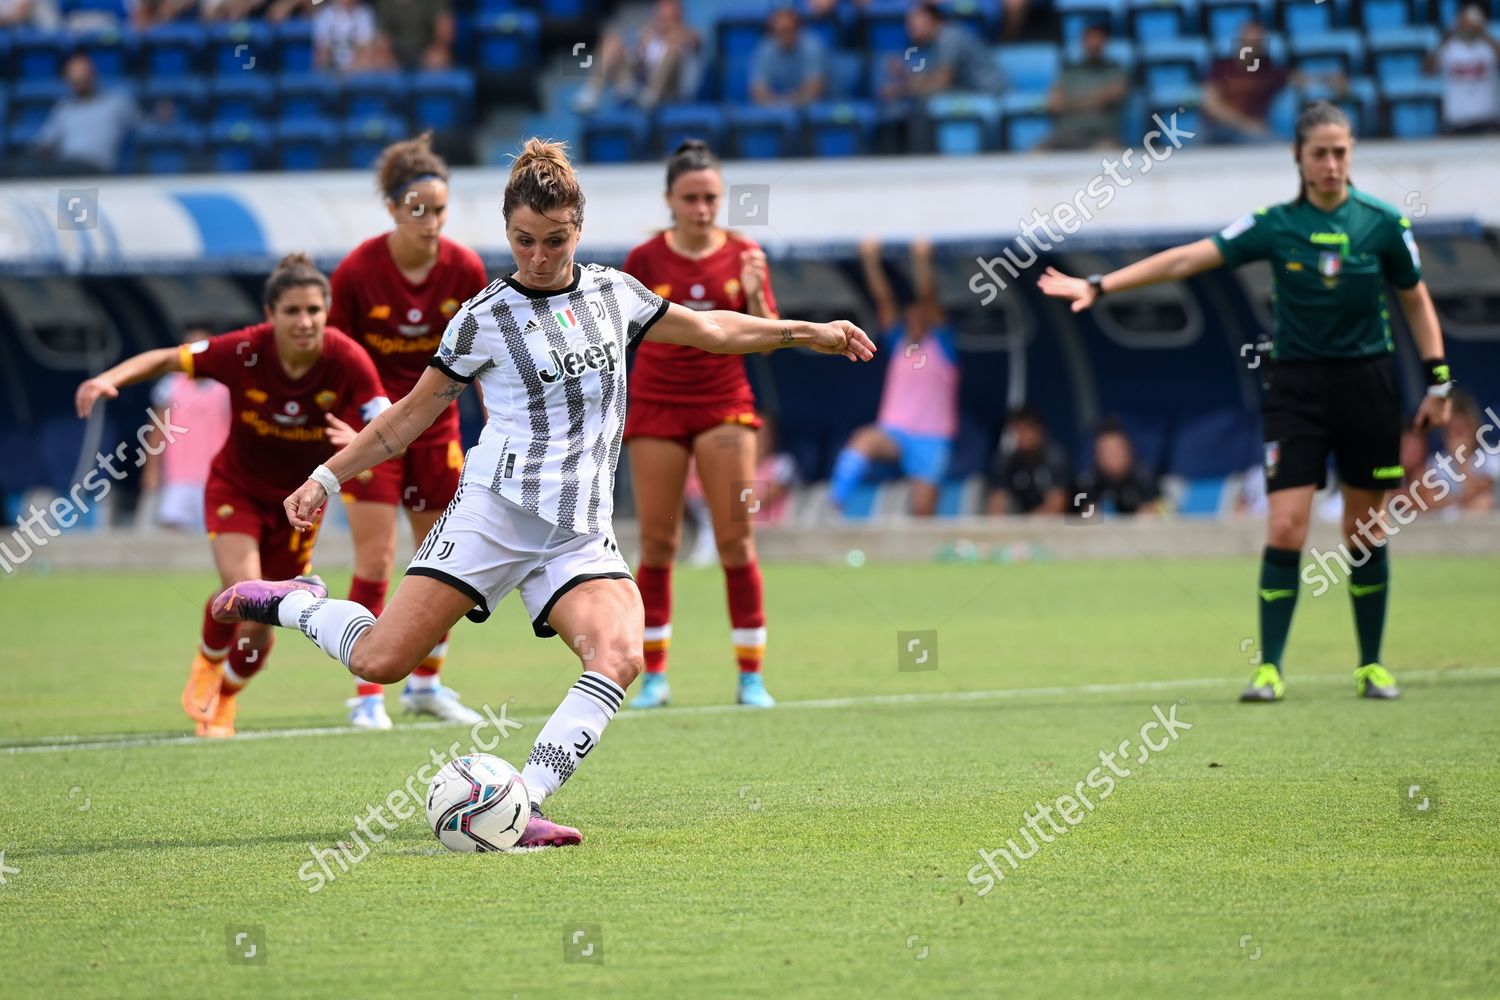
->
xmin=503 ymin=138 xmax=585 ymax=227
xmin=264 ymin=252 xmax=330 ymax=309
xmin=665 ymin=137 xmax=720 ymax=191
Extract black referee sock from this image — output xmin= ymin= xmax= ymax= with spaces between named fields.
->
xmin=1348 ymin=544 xmax=1390 ymax=666
xmin=1258 ymin=546 xmax=1302 ymax=672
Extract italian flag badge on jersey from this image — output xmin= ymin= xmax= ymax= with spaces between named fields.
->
xmin=555 ymin=308 xmax=578 ymax=329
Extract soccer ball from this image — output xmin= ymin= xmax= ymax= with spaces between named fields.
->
xmin=426 ymin=754 xmax=530 ymax=852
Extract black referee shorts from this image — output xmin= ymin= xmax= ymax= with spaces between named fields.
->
xmin=1260 ymin=355 xmax=1405 ymax=493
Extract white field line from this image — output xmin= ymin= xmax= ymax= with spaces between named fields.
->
xmin=3 ymin=666 xmax=1497 ymax=755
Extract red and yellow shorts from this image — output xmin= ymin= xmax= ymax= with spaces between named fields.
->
xmin=340 ymin=437 xmax=464 ymax=513
xmin=622 ymin=398 xmax=762 ymax=450
xmin=205 ymin=477 xmax=321 ymax=580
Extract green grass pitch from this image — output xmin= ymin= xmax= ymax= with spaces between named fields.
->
xmin=1 ymin=556 xmax=1498 ymax=998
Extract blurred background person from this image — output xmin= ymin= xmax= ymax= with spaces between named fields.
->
xmin=1039 ymin=21 xmax=1129 ymax=151
xmin=0 ymin=0 xmax=60 ymax=29
xmin=749 ymin=5 xmax=827 ymax=108
xmin=573 ymin=0 xmax=701 ymax=112
xmin=142 ymin=327 xmax=231 ymax=532
xmin=1070 ymin=419 xmax=1161 ymax=517
xmin=985 ymin=405 xmax=1071 ymax=515
xmin=314 ymin=0 xmax=382 ymax=73
xmin=374 ymin=0 xmax=454 ymax=71
xmin=27 ymin=53 xmax=139 ymax=175
xmin=1202 ymin=21 xmax=1342 ymax=144
xmin=1426 ymin=4 xmax=1500 ymax=135
xmin=879 ymin=0 xmax=1004 ymax=100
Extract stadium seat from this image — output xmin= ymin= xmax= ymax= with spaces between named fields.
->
xmin=1199 ymin=0 xmax=1267 ymax=48
xmin=826 ymin=51 xmax=867 ymax=100
xmin=1210 ymin=32 xmax=1288 ymax=72
xmin=1055 ymin=0 xmax=1124 ymax=47
xmin=538 ymin=0 xmax=597 ymax=24
xmin=1288 ymin=30 xmax=1366 ymax=77
xmin=716 ymin=10 xmax=768 ymax=66
xmin=207 ymin=120 xmax=271 ymax=172
xmin=1144 ymin=81 xmax=1203 ymax=136
xmin=411 ymin=70 xmax=475 ymax=130
xmin=926 ymin=94 xmax=1001 ymax=155
xmin=75 ymin=28 xmax=136 ymax=81
xmin=861 ymin=0 xmax=913 ymax=55
xmin=1361 ymin=0 xmax=1416 ymax=29
xmin=947 ymin=0 xmax=1001 ymax=42
xmin=277 ymin=72 xmax=337 ymax=126
xmin=1139 ymin=36 xmax=1210 ymax=90
xmin=720 ymin=51 xmax=757 ymax=104
xmin=1383 ymin=77 xmax=1442 ymax=138
xmin=475 ymin=11 xmax=542 ymax=72
xmin=209 ymin=21 xmax=274 ymax=75
xmin=140 ymin=22 xmax=205 ymax=79
xmin=1280 ymin=0 xmax=1340 ymax=34
xmin=802 ymin=6 xmax=849 ymax=51
xmin=476 ymin=0 xmax=528 ymax=14
xmin=275 ymin=118 xmax=340 ymax=171
xmin=343 ymin=72 xmax=410 ymax=121
xmin=1367 ymin=26 xmax=1441 ymax=89
xmin=1000 ymin=92 xmax=1051 ymax=151
xmin=1127 ymin=0 xmax=1198 ymax=42
xmin=134 ymin=121 xmax=204 ymax=174
xmin=581 ymin=107 xmax=649 ymax=163
xmin=803 ymin=100 xmax=880 ymax=157
xmin=209 ymin=74 xmax=274 ymax=127
xmin=11 ymin=29 xmax=70 ymax=82
xmin=276 ymin=19 xmax=315 ymax=74
xmin=142 ymin=77 xmax=206 ymax=125
xmin=343 ymin=115 xmax=410 ymax=169
xmin=725 ymin=105 xmax=801 ymax=159
xmin=653 ymin=103 xmax=726 ymax=159
xmin=1065 ymin=36 xmax=1138 ymax=75
xmin=9 ymin=80 xmax=71 ymax=133
xmin=994 ymin=43 xmax=1060 ymax=93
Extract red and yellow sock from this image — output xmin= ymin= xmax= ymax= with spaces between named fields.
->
xmin=638 ymin=563 xmax=672 ymax=675
xmin=221 ymin=633 xmax=273 ymax=697
xmin=725 ymin=561 xmax=766 ymax=674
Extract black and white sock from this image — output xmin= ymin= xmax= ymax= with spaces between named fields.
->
xmin=275 ymin=590 xmax=375 ymax=673
xmin=521 ymin=671 xmax=624 ymax=807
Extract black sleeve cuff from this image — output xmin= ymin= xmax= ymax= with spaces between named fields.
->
xmin=628 ymin=299 xmax=670 ymax=351
xmin=428 ymin=356 xmax=476 ymax=384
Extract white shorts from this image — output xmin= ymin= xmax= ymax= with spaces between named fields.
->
xmin=405 ymin=482 xmax=633 ymax=637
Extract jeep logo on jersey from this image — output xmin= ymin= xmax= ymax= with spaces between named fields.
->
xmin=538 ymin=338 xmax=621 ymax=384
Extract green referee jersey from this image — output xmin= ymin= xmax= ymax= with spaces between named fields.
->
xmin=1210 ymin=188 xmax=1423 ymax=361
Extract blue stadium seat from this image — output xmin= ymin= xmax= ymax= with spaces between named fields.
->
xmin=1065 ymin=36 xmax=1139 ymax=75
xmin=209 ymin=21 xmax=274 ymax=75
xmin=716 ymin=10 xmax=768 ymax=65
xmin=1361 ymin=0 xmax=1416 ymax=29
xmin=823 ymin=51 xmax=866 ymax=100
xmin=276 ymin=19 xmax=315 ymax=74
xmin=653 ymin=103 xmax=726 ymax=158
xmin=720 ymin=51 xmax=757 ymax=104
xmin=1210 ymin=31 xmax=1288 ymax=70
xmin=1367 ymin=26 xmax=1440 ymax=89
xmin=209 ymin=74 xmax=273 ymax=126
xmin=927 ymin=93 xmax=1000 ymax=155
xmin=344 ymin=71 xmax=410 ymax=121
xmin=947 ymin=0 xmax=1001 ymax=42
xmin=277 ymin=72 xmax=337 ymax=125
xmin=803 ymin=100 xmax=879 ymax=157
xmin=802 ymin=5 xmax=849 ymax=50
xmin=994 ymin=43 xmax=1060 ymax=93
xmin=1280 ymin=0 xmax=1340 ymax=33
xmin=861 ymin=0 xmax=912 ymax=55
xmin=1000 ymin=92 xmax=1051 ymax=151
xmin=1145 ymin=81 xmax=1203 ymax=135
xmin=1127 ymin=0 xmax=1198 ymax=42
xmin=1139 ymin=36 xmax=1210 ymax=90
xmin=140 ymin=22 xmax=205 ymax=79
xmin=275 ymin=118 xmax=341 ymax=171
xmin=412 ymin=70 xmax=474 ymax=130
xmin=1055 ymin=0 xmax=1124 ymax=47
xmin=134 ymin=121 xmax=203 ymax=174
xmin=1383 ymin=77 xmax=1442 ymax=138
xmin=75 ymin=28 xmax=136 ymax=81
xmin=1289 ymin=30 xmax=1366 ymax=77
xmin=476 ymin=12 xmax=542 ymax=72
xmin=476 ymin=0 xmax=528 ymax=14
xmin=10 ymin=80 xmax=70 ymax=132
xmin=142 ymin=77 xmax=206 ymax=125
xmin=343 ymin=115 xmax=410 ymax=169
xmin=726 ymin=105 xmax=800 ymax=159
xmin=539 ymin=0 xmax=597 ymax=23
xmin=1199 ymin=0 xmax=1267 ymax=48
xmin=11 ymin=29 xmax=70 ymax=82
xmin=207 ymin=120 xmax=270 ymax=172
xmin=582 ymin=107 xmax=649 ymax=163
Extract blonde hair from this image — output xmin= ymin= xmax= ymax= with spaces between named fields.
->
xmin=263 ymin=252 xmax=329 ymax=308
xmin=503 ymin=138 xmax=585 ymax=228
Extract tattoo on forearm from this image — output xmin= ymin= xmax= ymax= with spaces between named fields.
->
xmin=433 ymin=382 xmax=465 ymax=402
xmin=780 ymin=326 xmax=795 ymax=345
xmin=374 ymin=428 xmax=396 ymax=456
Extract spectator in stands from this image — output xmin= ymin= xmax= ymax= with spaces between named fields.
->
xmin=202 ymin=0 xmax=304 ymax=21
xmin=830 ymin=238 xmax=958 ymax=518
xmin=314 ymin=0 xmax=383 ymax=73
xmin=1408 ymin=391 xmax=1496 ymax=516
xmin=1425 ymin=5 xmax=1500 ymax=135
xmin=749 ymin=6 xmax=827 ymax=108
xmin=0 ymin=0 xmax=60 ymax=29
xmin=143 ymin=326 xmax=231 ymax=532
xmin=573 ymin=0 xmax=702 ymax=113
xmin=1071 ymin=419 xmax=1161 ymax=517
xmin=1202 ymin=21 xmax=1342 ymax=144
xmin=879 ymin=1 xmax=1005 ymax=100
xmin=374 ymin=0 xmax=454 ymax=71
xmin=985 ymin=406 xmax=1071 ymax=515
xmin=131 ymin=0 xmax=197 ymax=28
xmin=1039 ymin=21 xmax=1129 ymax=151
xmin=28 ymin=54 xmax=139 ymax=176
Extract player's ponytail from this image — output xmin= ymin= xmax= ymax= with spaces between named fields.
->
xmin=665 ymin=138 xmax=719 ymax=192
xmin=263 ymin=252 xmax=330 ymax=309
xmin=503 ymin=138 xmax=585 ymax=228
xmin=376 ymin=130 xmax=449 ymax=203
xmin=1292 ymin=101 xmax=1353 ymax=203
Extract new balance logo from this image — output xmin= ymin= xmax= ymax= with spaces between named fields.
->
xmin=1259 ymin=589 xmax=1296 ymax=602
xmin=538 ymin=339 xmax=621 ymax=384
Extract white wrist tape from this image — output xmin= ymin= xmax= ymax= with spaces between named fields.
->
xmin=309 ymin=464 xmax=341 ymax=497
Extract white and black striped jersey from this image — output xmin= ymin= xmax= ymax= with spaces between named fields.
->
xmin=429 ymin=263 xmax=668 ymax=533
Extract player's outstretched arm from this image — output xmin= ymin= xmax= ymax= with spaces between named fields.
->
xmin=74 ymin=347 xmax=184 ymax=417
xmin=1395 ymin=281 xmax=1453 ymax=431
xmin=645 ymin=301 xmax=877 ymax=362
xmin=285 ymin=366 xmax=463 ymax=530
xmin=1038 ymin=238 xmax=1223 ymax=312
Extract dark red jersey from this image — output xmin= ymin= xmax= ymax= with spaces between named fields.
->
xmin=328 ymin=234 xmax=488 ymax=445
xmin=623 ymin=231 xmax=778 ymax=406
xmin=179 ymin=323 xmax=386 ymax=506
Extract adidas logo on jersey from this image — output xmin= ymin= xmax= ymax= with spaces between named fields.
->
xmin=538 ymin=339 xmax=621 ymax=384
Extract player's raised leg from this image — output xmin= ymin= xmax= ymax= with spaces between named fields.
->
xmin=1242 ymin=484 xmax=1315 ymax=703
xmin=518 ymin=578 xmax=645 ymax=846
xmin=398 ymin=500 xmax=481 ymax=724
xmin=694 ymin=422 xmax=774 ymax=707
xmin=344 ymin=496 xmax=399 ymax=729
xmin=626 ymin=436 xmax=691 ymax=709
xmin=1342 ymin=485 xmax=1399 ymax=699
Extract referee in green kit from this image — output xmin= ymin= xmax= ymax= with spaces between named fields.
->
xmin=1039 ymin=102 xmax=1454 ymax=702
